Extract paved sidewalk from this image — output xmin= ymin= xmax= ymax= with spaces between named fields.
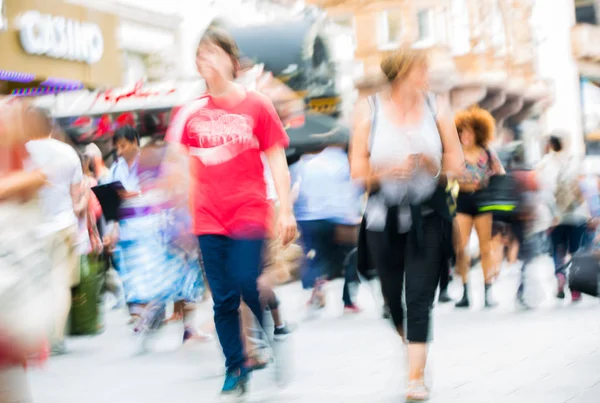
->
xmin=28 ymin=256 xmax=600 ymax=403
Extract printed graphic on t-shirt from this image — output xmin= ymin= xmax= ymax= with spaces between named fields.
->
xmin=186 ymin=109 xmax=258 ymax=165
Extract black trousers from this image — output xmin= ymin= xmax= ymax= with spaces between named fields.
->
xmin=439 ymin=258 xmax=450 ymax=292
xmin=367 ymin=214 xmax=444 ymax=343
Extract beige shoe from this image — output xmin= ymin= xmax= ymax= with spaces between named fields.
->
xmin=406 ymin=380 xmax=429 ymax=401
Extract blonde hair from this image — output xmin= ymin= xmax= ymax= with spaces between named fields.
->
xmin=380 ymin=45 xmax=428 ymax=83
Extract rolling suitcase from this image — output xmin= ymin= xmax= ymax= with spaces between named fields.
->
xmin=568 ymin=249 xmax=600 ymax=297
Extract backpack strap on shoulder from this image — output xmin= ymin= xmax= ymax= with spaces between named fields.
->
xmin=424 ymin=91 xmax=438 ymax=119
xmin=367 ymin=94 xmax=379 ymax=153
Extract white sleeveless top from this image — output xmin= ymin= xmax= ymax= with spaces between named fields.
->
xmin=365 ymin=93 xmax=442 ymax=232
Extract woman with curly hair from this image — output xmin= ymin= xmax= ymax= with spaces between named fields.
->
xmin=453 ymin=106 xmax=505 ymax=309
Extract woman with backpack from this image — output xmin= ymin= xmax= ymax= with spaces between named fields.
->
xmin=453 ymin=107 xmax=506 ymax=309
xmin=350 ymin=45 xmax=463 ymax=400
xmin=537 ymin=133 xmax=590 ymax=302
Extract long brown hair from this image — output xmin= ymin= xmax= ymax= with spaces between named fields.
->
xmin=198 ymin=27 xmax=241 ymax=79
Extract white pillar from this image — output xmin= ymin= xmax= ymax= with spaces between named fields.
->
xmin=534 ymin=0 xmax=583 ymax=156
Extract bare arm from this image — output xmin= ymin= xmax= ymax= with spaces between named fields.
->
xmin=265 ymin=145 xmax=297 ymax=245
xmin=436 ymin=95 xmax=464 ymax=178
xmin=349 ymin=99 xmax=372 ymax=183
xmin=350 ymin=99 xmax=394 ymax=190
xmin=265 ymin=146 xmax=292 ymax=214
xmin=490 ymin=148 xmax=506 ymax=175
xmin=71 ymin=181 xmax=87 ymax=218
xmin=0 ymin=170 xmax=46 ymax=201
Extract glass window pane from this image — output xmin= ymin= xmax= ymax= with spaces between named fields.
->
xmin=387 ymin=9 xmax=403 ymax=43
xmin=417 ymin=9 xmax=432 ymax=41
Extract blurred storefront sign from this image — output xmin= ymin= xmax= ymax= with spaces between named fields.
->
xmin=18 ymin=10 xmax=104 ymax=64
xmin=0 ymin=0 xmax=121 ymax=94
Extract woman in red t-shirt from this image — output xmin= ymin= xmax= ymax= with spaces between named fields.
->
xmin=166 ymin=27 xmax=296 ymax=397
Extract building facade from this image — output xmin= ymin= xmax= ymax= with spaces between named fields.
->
xmin=572 ymin=0 xmax=600 ymax=160
xmin=308 ymin=0 xmax=551 ymax=115
xmin=66 ymin=0 xmax=183 ymax=85
xmin=0 ymin=0 xmax=123 ymax=95
xmin=307 ymin=0 xmax=554 ymax=160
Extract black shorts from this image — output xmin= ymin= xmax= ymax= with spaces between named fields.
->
xmin=456 ymin=192 xmax=486 ymax=216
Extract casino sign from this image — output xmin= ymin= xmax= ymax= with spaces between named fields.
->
xmin=18 ymin=10 xmax=104 ymax=64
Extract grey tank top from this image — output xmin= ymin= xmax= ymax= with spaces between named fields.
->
xmin=364 ymin=92 xmax=443 ymax=232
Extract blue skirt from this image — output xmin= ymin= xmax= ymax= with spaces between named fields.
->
xmin=113 ymin=214 xmax=203 ymax=304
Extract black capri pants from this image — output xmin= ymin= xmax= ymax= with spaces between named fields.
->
xmin=367 ymin=214 xmax=444 ymax=343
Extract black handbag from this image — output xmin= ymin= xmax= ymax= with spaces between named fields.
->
xmin=475 ymin=173 xmax=520 ymax=218
xmin=568 ymin=249 xmax=600 ymax=297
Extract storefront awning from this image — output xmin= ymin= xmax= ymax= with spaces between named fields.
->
xmin=0 ymin=68 xmax=87 ymax=96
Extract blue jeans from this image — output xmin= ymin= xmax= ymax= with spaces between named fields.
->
xmin=298 ymin=220 xmax=359 ymax=306
xmin=551 ymin=224 xmax=586 ymax=277
xmin=298 ymin=220 xmax=336 ymax=289
xmin=198 ymin=235 xmax=265 ymax=371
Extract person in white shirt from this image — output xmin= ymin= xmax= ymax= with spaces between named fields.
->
xmin=25 ymin=107 xmax=84 ymax=355
xmin=538 ymin=132 xmax=590 ymax=302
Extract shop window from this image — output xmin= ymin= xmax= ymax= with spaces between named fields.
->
xmin=575 ymin=1 xmax=597 ymax=24
xmin=581 ymin=76 xmax=600 ymax=156
xmin=416 ymin=9 xmax=435 ymax=45
xmin=123 ymin=52 xmax=147 ymax=86
xmin=378 ymin=9 xmax=404 ymax=50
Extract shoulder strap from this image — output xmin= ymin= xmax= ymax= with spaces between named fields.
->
xmin=424 ymin=92 xmax=444 ymax=154
xmin=424 ymin=92 xmax=438 ymax=119
xmin=485 ymin=148 xmax=493 ymax=171
xmin=367 ymin=94 xmax=378 ymax=153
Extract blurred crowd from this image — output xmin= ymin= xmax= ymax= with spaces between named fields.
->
xmin=1 ymin=26 xmax=600 ymax=403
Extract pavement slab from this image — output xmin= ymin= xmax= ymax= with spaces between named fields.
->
xmin=27 ymin=256 xmax=600 ymax=403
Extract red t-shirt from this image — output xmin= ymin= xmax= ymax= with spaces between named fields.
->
xmin=166 ymin=91 xmax=289 ymax=238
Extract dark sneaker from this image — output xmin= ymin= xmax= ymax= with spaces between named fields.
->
xmin=455 ymin=296 xmax=470 ymax=308
xmin=274 ymin=323 xmax=292 ymax=341
xmin=484 ymin=284 xmax=498 ymax=309
xmin=221 ymin=367 xmax=250 ymax=397
xmin=183 ymin=328 xmax=214 ymax=344
xmin=438 ymin=290 xmax=453 ymax=303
